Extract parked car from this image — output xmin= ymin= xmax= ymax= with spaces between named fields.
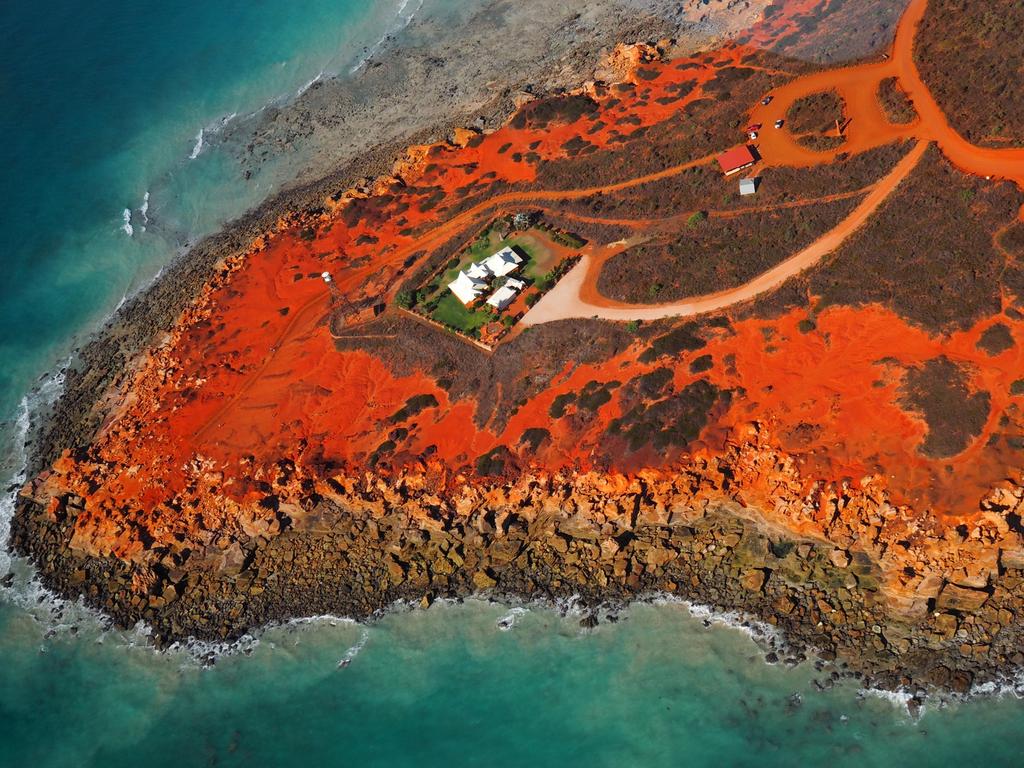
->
xmin=761 ymin=96 xmax=773 ymax=105
xmin=748 ymin=131 xmax=759 ymax=140
xmin=774 ymin=119 xmax=785 ymax=129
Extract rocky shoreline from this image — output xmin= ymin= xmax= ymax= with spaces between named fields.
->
xmin=16 ymin=424 xmax=1024 ymax=700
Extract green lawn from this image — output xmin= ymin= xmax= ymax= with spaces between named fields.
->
xmin=430 ymin=292 xmax=492 ymax=333
xmin=417 ymin=225 xmax=571 ymax=335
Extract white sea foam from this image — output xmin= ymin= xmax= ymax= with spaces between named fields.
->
xmin=140 ymin=191 xmax=150 ymax=231
xmin=858 ymin=686 xmax=924 ymax=719
xmin=349 ymin=0 xmax=425 ymax=75
xmin=188 ymin=128 xmax=204 ymax=159
xmin=0 ymin=359 xmax=104 ymax=637
xmin=970 ymin=669 xmax=1024 ymax=699
xmin=496 ymin=606 xmax=528 ymax=631
xmin=188 ymin=112 xmax=238 ymax=160
xmin=296 ymin=71 xmax=324 ymax=98
xmin=0 ymin=398 xmax=31 ymax=580
xmin=121 ymin=208 xmax=133 ymax=237
xmin=337 ymin=628 xmax=369 ymax=668
xmin=688 ymin=603 xmax=782 ymax=647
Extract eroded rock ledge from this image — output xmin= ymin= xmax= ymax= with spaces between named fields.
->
xmin=14 ymin=422 xmax=1024 ymax=695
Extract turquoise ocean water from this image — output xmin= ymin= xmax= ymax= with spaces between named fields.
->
xmin=2 ymin=2 xmax=1024 ymax=765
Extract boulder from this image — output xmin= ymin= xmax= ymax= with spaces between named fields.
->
xmin=741 ymin=569 xmax=766 ymax=592
xmin=828 ymin=549 xmax=851 ymax=568
xmin=472 ymin=570 xmax=497 ymax=590
xmin=999 ymin=548 xmax=1024 ymax=571
xmin=386 ymin=558 xmax=406 ymax=585
xmin=936 ymin=583 xmax=990 ymax=612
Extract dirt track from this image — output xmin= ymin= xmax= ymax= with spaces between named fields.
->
xmin=522 ymin=141 xmax=927 ymax=324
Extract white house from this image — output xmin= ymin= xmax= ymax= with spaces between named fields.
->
xmin=483 ymin=246 xmax=523 ymax=278
xmin=448 ymin=271 xmax=488 ymax=305
xmin=739 ymin=177 xmax=758 ymax=196
xmin=486 ymin=277 xmax=526 ymax=311
xmin=466 ymin=261 xmax=492 ymax=281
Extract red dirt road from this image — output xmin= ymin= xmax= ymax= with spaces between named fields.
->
xmin=524 ymin=140 xmax=928 ymax=324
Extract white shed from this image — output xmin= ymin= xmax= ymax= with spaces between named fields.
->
xmin=739 ymin=177 xmax=758 ymax=196
xmin=486 ymin=277 xmax=526 ymax=311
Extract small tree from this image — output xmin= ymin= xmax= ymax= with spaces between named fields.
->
xmin=686 ymin=211 xmax=707 ymax=227
xmin=395 ymin=289 xmax=417 ymax=309
xmin=512 ymin=211 xmax=534 ymax=230
xmin=626 ymin=320 xmax=642 ymax=334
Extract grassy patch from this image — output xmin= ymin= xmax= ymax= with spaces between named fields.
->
xmin=430 ymin=293 xmax=492 ymax=334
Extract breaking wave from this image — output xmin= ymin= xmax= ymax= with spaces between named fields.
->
xmin=120 ymin=208 xmax=133 ymax=236
xmin=349 ymin=0 xmax=424 ymax=75
xmin=337 ymin=629 xmax=370 ymax=668
xmin=188 ymin=128 xmax=204 ymax=159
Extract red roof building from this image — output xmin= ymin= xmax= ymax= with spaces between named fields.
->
xmin=717 ymin=145 xmax=757 ymax=176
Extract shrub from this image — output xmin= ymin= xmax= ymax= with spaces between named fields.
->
xmin=395 ymin=289 xmax=417 ymax=309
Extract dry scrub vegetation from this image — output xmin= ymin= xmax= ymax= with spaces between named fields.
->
xmin=916 ymin=0 xmax=1024 ymax=146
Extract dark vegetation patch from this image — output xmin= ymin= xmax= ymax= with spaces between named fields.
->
xmin=549 ymin=380 xmax=621 ymax=419
xmin=562 ymin=136 xmax=597 ymax=157
xmin=389 ymin=394 xmax=439 ymax=424
xmin=518 ymin=428 xmax=550 ymax=453
xmin=341 ymin=193 xmax=397 ymax=229
xmin=509 ymin=94 xmax=599 ymax=131
xmin=635 ymin=368 xmax=674 ymax=398
xmin=607 ymin=379 xmax=728 ymax=452
xmin=916 ymin=0 xmax=1024 ymax=146
xmin=597 ymin=198 xmax=858 ymax=303
xmin=787 ymin=90 xmax=845 ymax=134
xmin=877 ymin=77 xmax=917 ymax=124
xmin=746 ymin=148 xmax=1024 ymax=332
xmin=899 ymin=357 xmax=990 ymax=458
xmin=475 ymin=445 xmax=514 ymax=477
xmin=549 ymin=393 xmax=576 ymax=419
xmin=976 ymin=323 xmax=1015 ymax=356
xmin=369 ymin=440 xmax=397 ymax=468
xmin=690 ymin=354 xmax=714 ymax=374
xmin=639 ymin=321 xmax=708 ymax=363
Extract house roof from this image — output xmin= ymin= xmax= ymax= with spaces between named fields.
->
xmin=448 ymin=271 xmax=487 ymax=305
xmin=485 ymin=277 xmax=526 ymax=309
xmin=466 ymin=262 xmax=491 ymax=280
xmin=483 ymin=247 xmax=523 ymax=277
xmin=739 ymin=177 xmax=758 ymax=194
xmin=717 ymin=145 xmax=757 ymax=174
